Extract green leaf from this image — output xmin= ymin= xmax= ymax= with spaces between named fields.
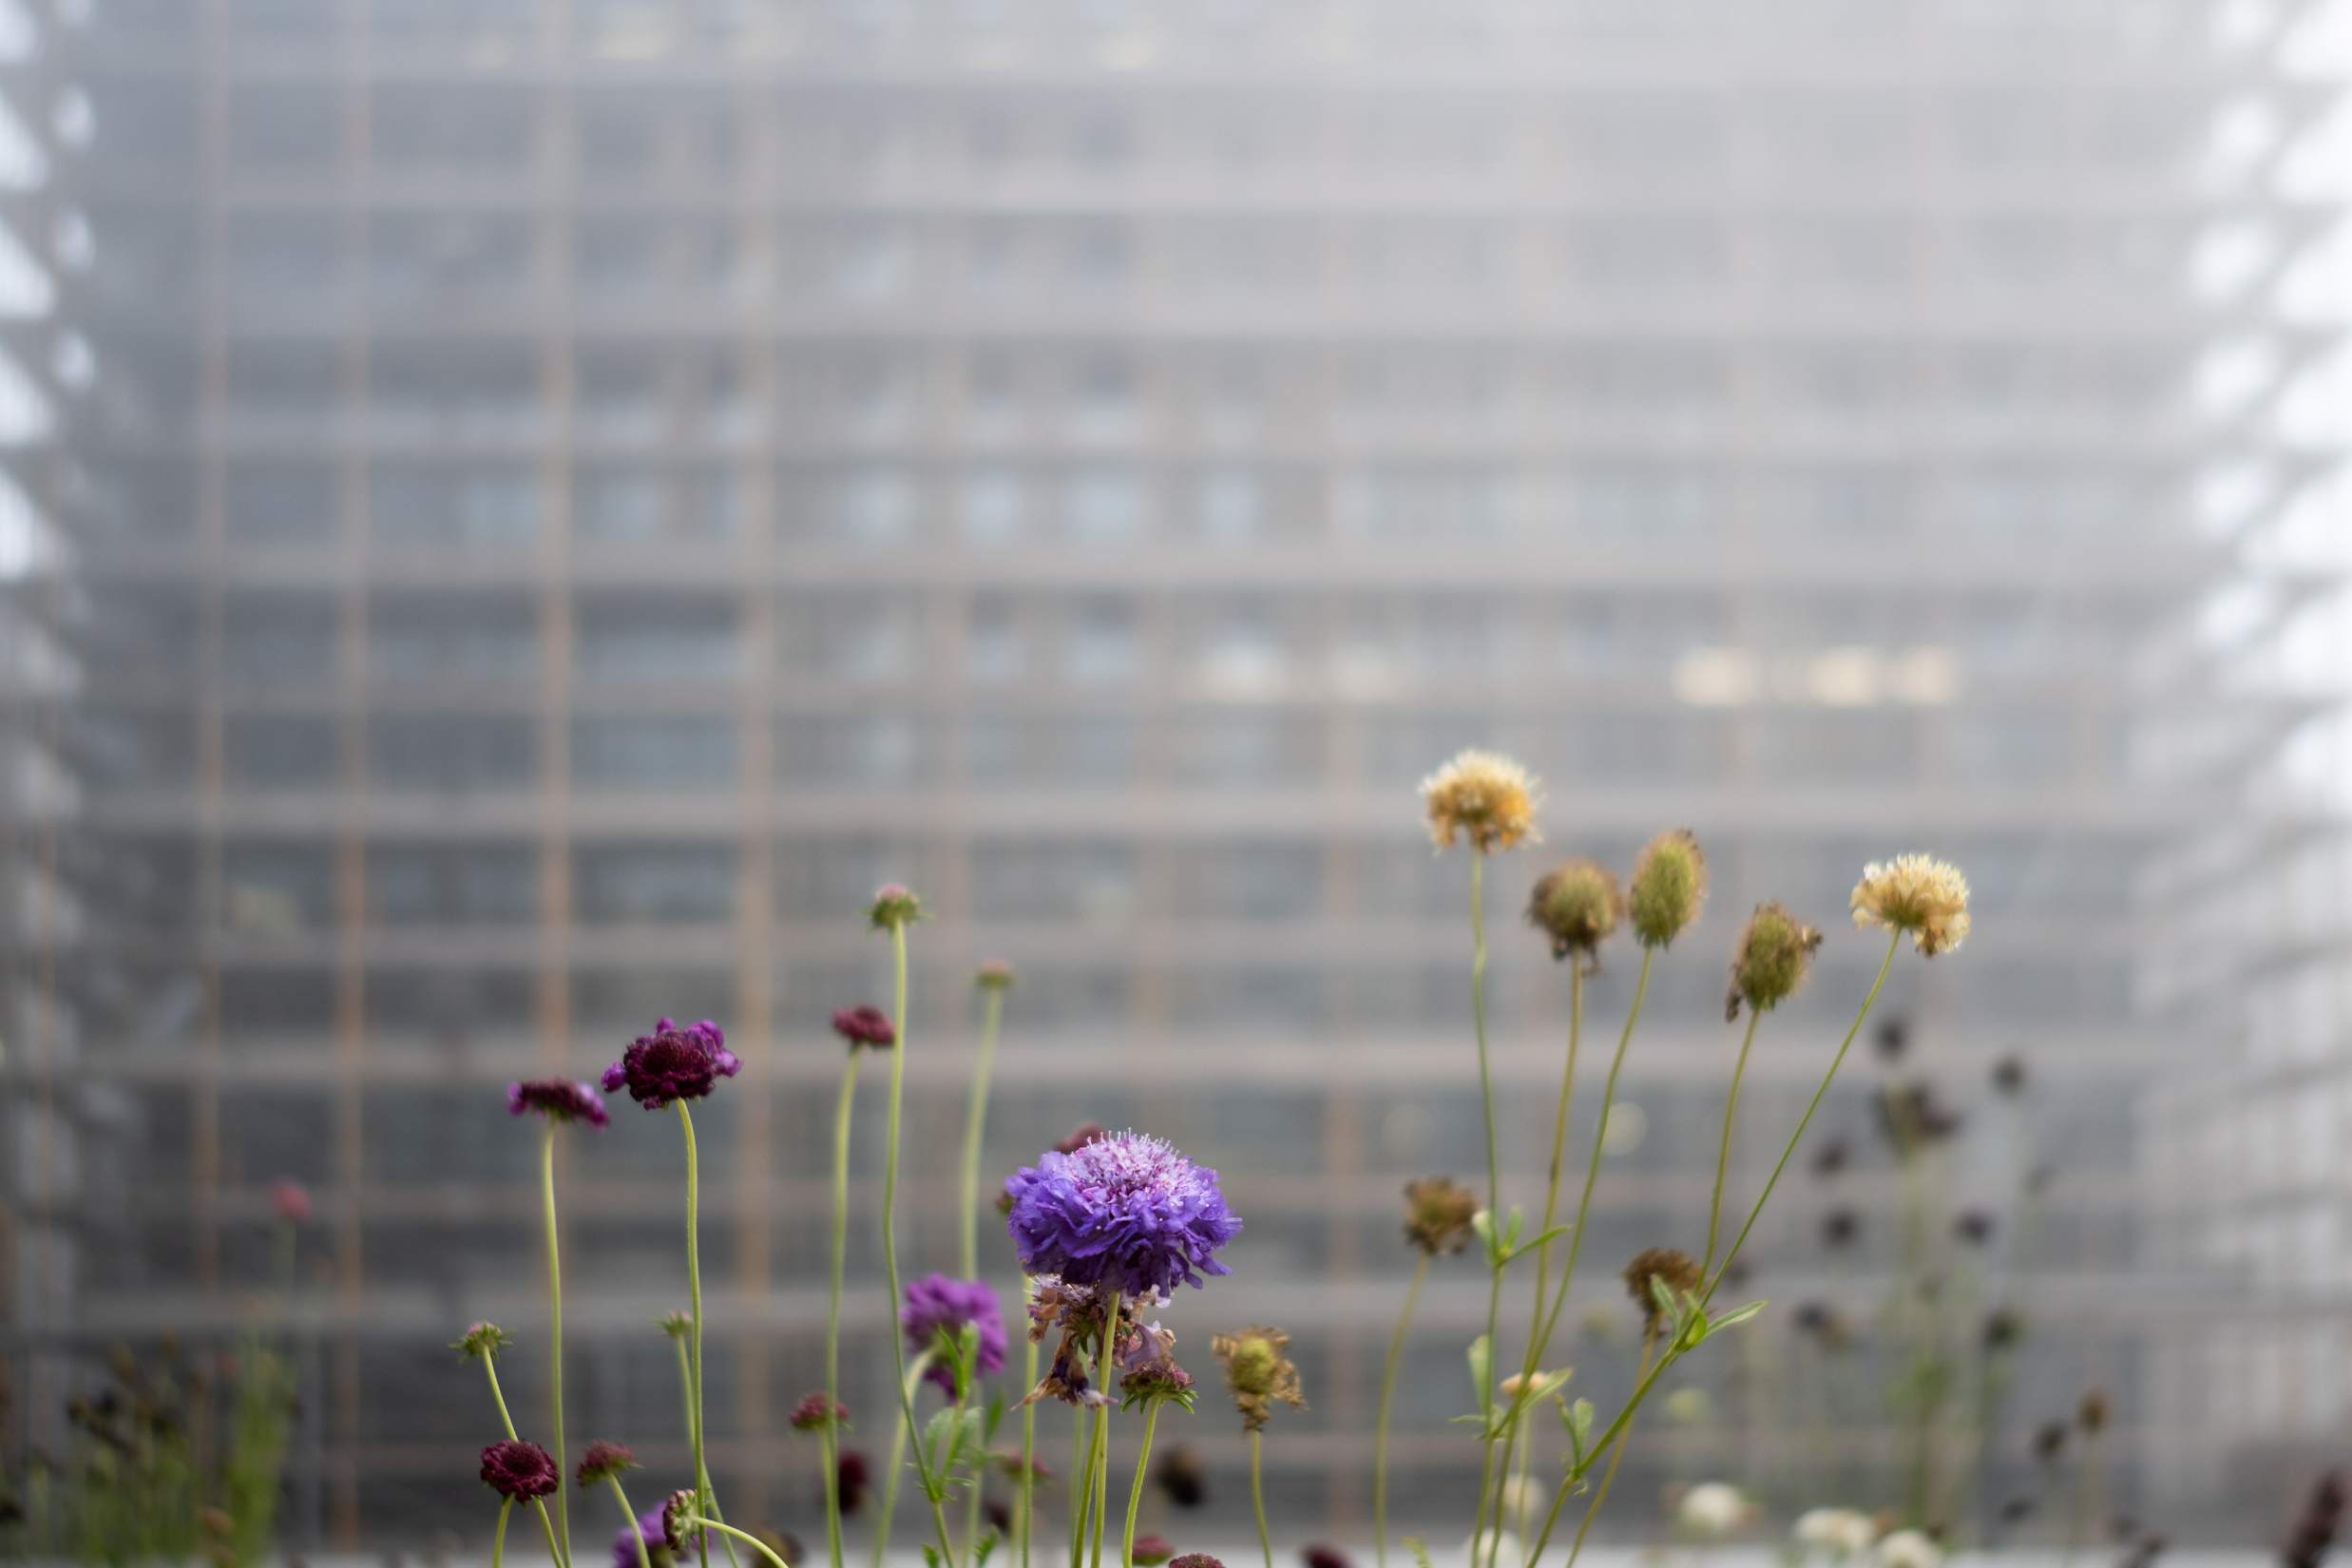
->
xmin=1709 ymin=1300 xmax=1769 ymax=1333
xmin=1561 ymin=1397 xmax=1595 ymax=1466
xmin=974 ymin=1533 xmax=1000 ymax=1568
xmin=922 ymin=1547 xmax=943 ymax=1568
xmin=1467 ymin=1334 xmax=1492 ymax=1400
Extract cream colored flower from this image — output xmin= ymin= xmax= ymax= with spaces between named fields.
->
xmin=1851 ymin=854 xmax=1971 ymax=957
xmin=1676 ymin=1482 xmax=1751 ymax=1539
xmin=1794 ymin=1507 xmax=1878 ymax=1558
xmin=1419 ymin=750 xmax=1542 ymax=854
xmin=1873 ymin=1529 xmax=1941 ymax=1568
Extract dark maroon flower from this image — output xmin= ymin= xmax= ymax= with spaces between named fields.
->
xmin=480 ymin=1439 xmax=560 ymax=1501
xmin=832 ymin=1005 xmax=895 ymax=1052
xmin=789 ymin=1392 xmax=848 ymax=1432
xmin=1132 ymin=1536 xmax=1176 ymax=1565
xmin=576 ymin=1440 xmax=636 ymax=1485
xmin=985 ymin=1498 xmax=1013 ymax=1536
xmin=1301 ymin=1546 xmax=1351 ymax=1568
xmin=1156 ymin=1444 xmax=1207 ymax=1508
xmin=1171 ymin=1556 xmax=1226 ymax=1568
xmin=836 ymin=1450 xmax=871 ymax=1516
xmin=509 ymin=1079 xmax=611 ymax=1128
xmin=660 ymin=1488 xmax=698 ymax=1551
xmin=602 ymin=1019 xmax=739 ymax=1109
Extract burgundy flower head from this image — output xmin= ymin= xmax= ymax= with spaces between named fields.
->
xmin=576 ymin=1440 xmax=636 ymax=1484
xmin=832 ymin=1005 xmax=895 ymax=1052
xmin=480 ymin=1439 xmax=560 ymax=1501
xmin=1302 ymin=1546 xmax=1353 ymax=1568
xmin=836 ymin=1450 xmax=870 ymax=1516
xmin=1054 ymin=1122 xmax=1109 ymax=1156
xmin=659 ymin=1488 xmax=698 ymax=1551
xmin=1172 ymin=1557 xmax=1227 ymax=1568
xmin=508 ymin=1078 xmax=611 ymax=1128
xmin=603 ymin=1019 xmax=739 ymax=1109
xmin=271 ymin=1180 xmax=313 ymax=1224
xmin=790 ymin=1392 xmax=849 ymax=1432
xmin=1132 ymin=1536 xmax=1175 ymax=1566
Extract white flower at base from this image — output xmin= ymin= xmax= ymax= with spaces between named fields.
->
xmin=1498 ymin=1475 xmax=1540 ymax=1531
xmin=1465 ymin=1530 xmax=1521 ymax=1567
xmin=1874 ymin=1528 xmax=1941 ymax=1568
xmin=1793 ymin=1508 xmax=1878 ymax=1558
xmin=1676 ymin=1482 xmax=1750 ymax=1539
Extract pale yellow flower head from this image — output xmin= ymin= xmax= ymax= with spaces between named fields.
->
xmin=1850 ymin=854 xmax=1972 ymax=957
xmin=1419 ymin=750 xmax=1542 ymax=854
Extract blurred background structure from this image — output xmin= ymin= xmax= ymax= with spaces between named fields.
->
xmin=3 ymin=0 xmax=2351 ymax=1554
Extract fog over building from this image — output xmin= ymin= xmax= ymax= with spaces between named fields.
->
xmin=1 ymin=0 xmax=2345 ymax=1550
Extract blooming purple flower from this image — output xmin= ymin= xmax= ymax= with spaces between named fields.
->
xmin=901 ymin=1273 xmax=1006 ymax=1396
xmin=508 ymin=1078 xmax=611 ymax=1128
xmin=576 ymin=1440 xmax=636 ymax=1484
xmin=271 ymin=1179 xmax=312 ymax=1224
xmin=1004 ymin=1131 xmax=1241 ymax=1298
xmin=613 ymin=1509 xmax=675 ymax=1568
xmin=602 ymin=1019 xmax=739 ymax=1110
xmin=480 ymin=1439 xmax=560 ymax=1500
xmin=831 ymin=1005 xmax=895 ymax=1051
xmin=789 ymin=1391 xmax=848 ymax=1432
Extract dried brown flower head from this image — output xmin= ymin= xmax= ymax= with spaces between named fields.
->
xmin=1628 ymin=830 xmax=1708 ymax=947
xmin=1622 ymin=1247 xmax=1703 ymax=1335
xmin=1211 ymin=1326 xmax=1305 ymax=1433
xmin=1525 ymin=860 xmax=1621 ymax=963
xmin=1419 ymin=750 xmax=1541 ymax=854
xmin=1726 ymin=903 xmax=1822 ymax=1022
xmin=1402 ymin=1176 xmax=1481 ymax=1257
xmin=1850 ymin=855 xmax=1971 ymax=957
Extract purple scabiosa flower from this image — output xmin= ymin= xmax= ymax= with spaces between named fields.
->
xmin=1302 ymin=1546 xmax=1353 ymax=1568
xmin=602 ymin=1019 xmax=739 ymax=1109
xmin=1172 ymin=1555 xmax=1227 ymax=1568
xmin=508 ymin=1078 xmax=611 ymax=1128
xmin=789 ymin=1391 xmax=849 ymax=1432
xmin=1118 ymin=1318 xmax=1195 ymax=1408
xmin=480 ymin=1439 xmax=560 ymax=1501
xmin=831 ymin=1005 xmax=895 ymax=1052
xmin=1132 ymin=1536 xmax=1175 ymax=1566
xmin=576 ymin=1440 xmax=636 ymax=1485
xmin=1004 ymin=1131 xmax=1241 ymax=1297
xmin=902 ymin=1273 xmax=1007 ymax=1396
xmin=614 ymin=1510 xmax=675 ymax=1568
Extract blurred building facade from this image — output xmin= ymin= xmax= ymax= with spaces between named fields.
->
xmin=1 ymin=0 xmax=2343 ymax=1550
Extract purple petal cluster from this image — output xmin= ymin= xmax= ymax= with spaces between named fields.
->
xmin=831 ymin=1005 xmax=895 ymax=1051
xmin=479 ymin=1439 xmax=560 ymax=1500
xmin=602 ymin=1019 xmax=739 ymax=1110
xmin=1004 ymin=1131 xmax=1241 ymax=1297
xmin=508 ymin=1078 xmax=610 ymax=1128
xmin=901 ymin=1272 xmax=1007 ymax=1396
xmin=613 ymin=1509 xmax=675 ymax=1568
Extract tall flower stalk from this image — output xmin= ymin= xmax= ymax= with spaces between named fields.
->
xmin=1214 ymin=1329 xmax=1304 ymax=1568
xmin=602 ymin=1019 xmax=742 ymax=1568
xmin=962 ymin=965 xmax=1015 ymax=1279
xmin=507 ymin=1079 xmax=607 ymax=1568
xmin=869 ymin=885 xmax=958 ymax=1568
xmin=1374 ymin=1178 xmax=1478 ymax=1568
xmin=463 ymin=1327 xmax=567 ymax=1568
xmin=824 ymin=1004 xmax=893 ymax=1568
xmin=1418 ymin=749 xmax=1539 ymax=1546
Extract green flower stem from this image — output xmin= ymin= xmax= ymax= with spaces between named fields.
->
xmin=480 ymin=1355 xmax=568 ymax=1568
xmin=872 ymin=1348 xmax=938 ymax=1568
xmin=687 ymin=1518 xmax=794 ymax=1568
xmin=605 ymin=1478 xmax=654 ymax=1568
xmin=1464 ymin=851 xmax=1506 ymax=1554
xmin=493 ymin=1499 xmax=513 ymax=1568
xmin=1701 ymin=1011 xmax=1764 ymax=1276
xmin=542 ymin=1129 xmax=573 ymax=1568
xmin=822 ymin=1054 xmax=861 ymax=1568
xmin=1523 ymin=932 xmax=1903 ymax=1568
xmin=1371 ymin=1252 xmax=1430 ymax=1568
xmin=1248 ymin=1428 xmax=1273 ymax=1568
xmin=1067 ymin=1405 xmax=1091 ymax=1568
xmin=1120 ymin=1402 xmax=1163 ymax=1568
xmin=961 ymin=985 xmax=1006 ymax=1279
xmin=1087 ymin=1291 xmax=1124 ymax=1568
xmin=878 ymin=923 xmax=959 ymax=1568
xmin=677 ymin=1101 xmax=727 ymax=1568
xmin=1491 ymin=947 xmax=1655 ymax=1568
xmin=1550 ymin=1331 xmax=1653 ymax=1568
xmin=1019 ymin=1295 xmax=1040 ymax=1568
